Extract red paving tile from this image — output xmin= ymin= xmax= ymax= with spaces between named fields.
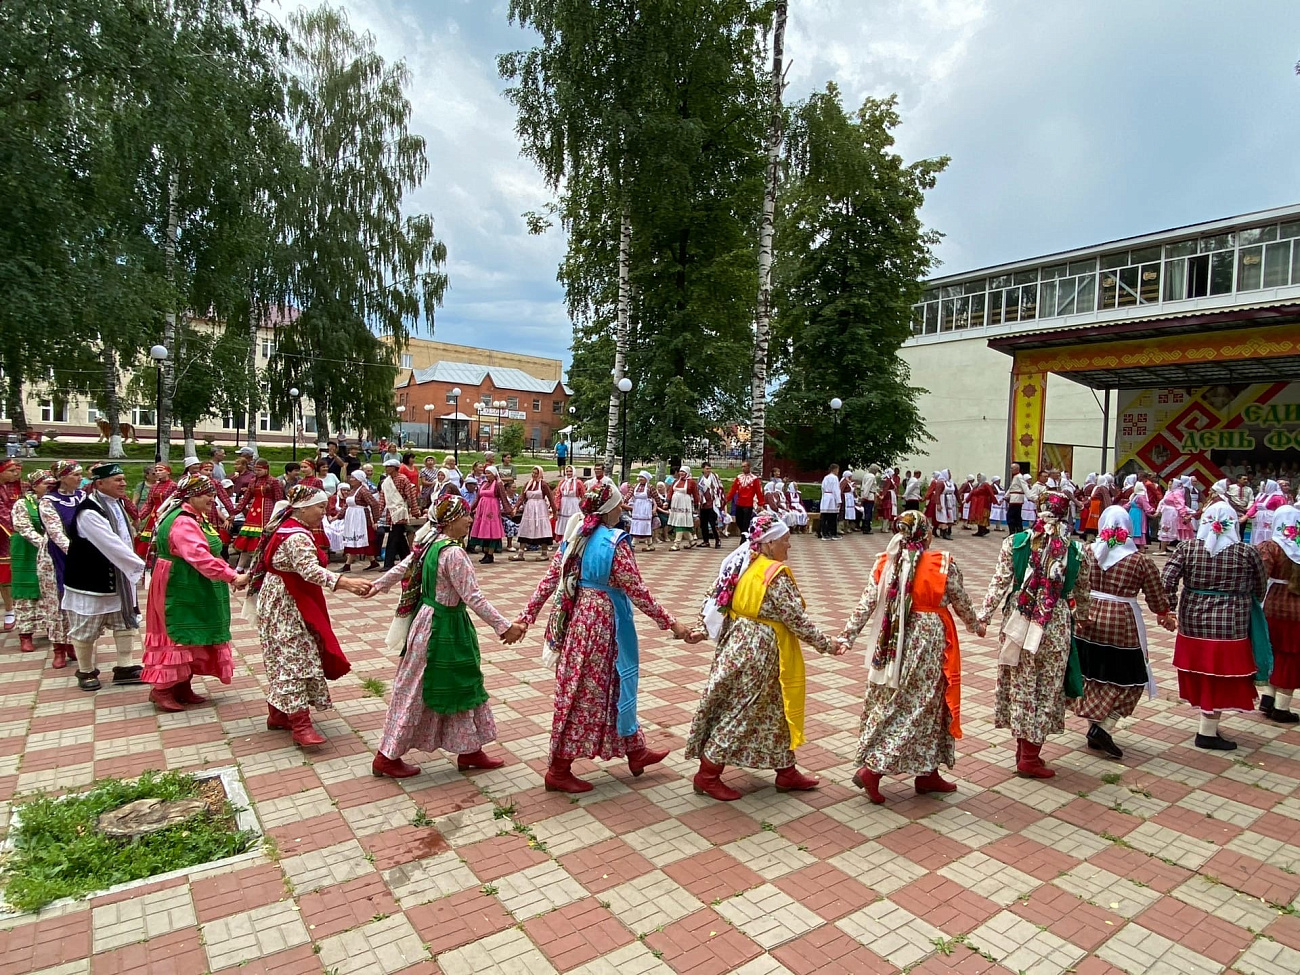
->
xmin=406 ymin=887 xmax=515 ymax=954
xmin=1266 ymin=913 xmax=1300 ymax=951
xmin=678 ymin=804 xmax=763 ymax=846
xmin=958 ymin=791 xmax=1044 ymax=832
xmin=522 ymin=897 xmax=635 ymax=971
xmin=0 ymin=910 xmax=91 ymax=975
xmin=267 ymin=811 xmax=357 ymax=857
xmin=1203 ymin=848 xmax=1300 ymax=904
xmin=778 ymin=810 xmax=873 ymax=860
xmin=243 ymin=765 xmax=324 ymax=802
xmin=891 ymin=874 xmax=1001 ymax=935
xmin=324 ymin=772 xmax=408 ymax=808
xmin=1009 ymin=882 xmax=1124 ymax=951
xmin=1053 ymin=797 xmax=1144 ymax=838
xmin=909 ymin=944 xmax=1016 ymax=975
xmin=1135 ymin=895 xmax=1254 ymax=965
xmin=983 ymin=833 xmax=1081 ymax=881
xmin=584 ymin=790 xmax=672 ymax=834
xmin=407 ymin=775 xmax=489 ymax=818
xmin=90 ymin=927 xmax=207 ymax=975
xmin=1088 ymin=844 xmax=1194 ymax=892
xmin=191 ymin=862 xmax=287 ymax=922
xmin=877 ymin=822 xmax=973 ymax=871
xmin=360 ymin=824 xmax=452 ymax=872
xmin=559 ymin=837 xmax=657 ymax=894
xmin=770 ymin=924 xmax=894 ymax=974
xmin=212 ymin=943 xmax=323 ymax=975
xmin=460 ymin=831 xmax=551 ymax=882
xmin=298 ymin=873 xmax=400 ymax=940
xmin=1150 ymin=803 xmax=1244 ymax=846
xmin=773 ymin=861 xmax=878 ymax=921
xmin=663 ymin=847 xmax=765 ymax=902
xmin=644 ymin=907 xmax=764 ymax=975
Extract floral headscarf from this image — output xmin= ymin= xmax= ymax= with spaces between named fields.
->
xmin=870 ymin=511 xmax=932 ymax=684
xmin=26 ymin=469 xmax=54 ymax=489
xmin=1092 ymin=505 xmax=1137 ymax=571
xmin=1016 ymin=492 xmax=1072 ymax=627
xmin=51 ymin=460 xmax=83 ymax=481
xmin=1196 ymin=500 xmax=1240 ymax=557
xmin=1273 ymin=505 xmax=1300 ymax=565
xmin=701 ymin=512 xmax=789 ymax=640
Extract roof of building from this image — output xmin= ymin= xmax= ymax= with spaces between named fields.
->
xmin=406 ymin=360 xmax=573 ymax=395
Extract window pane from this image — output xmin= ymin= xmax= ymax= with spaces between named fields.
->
xmin=1131 ymin=245 xmax=1161 ymax=263
xmin=1238 ymin=245 xmax=1263 ymax=291
xmin=1264 ymin=241 xmax=1291 ymax=287
xmin=963 ymin=280 xmax=986 ymax=295
xmin=1100 ymin=269 xmax=1119 ymax=309
xmin=1139 ymin=263 xmax=1161 ymax=303
xmin=1068 ymin=259 xmax=1097 ymax=275
xmin=1041 ymin=264 xmax=1068 ymax=280
xmin=925 ymin=303 xmax=939 ymax=333
xmin=1164 ymin=240 xmax=1196 ymax=258
xmin=1019 ymin=285 xmax=1037 ymax=320
xmin=990 ymin=275 xmax=1012 ymax=289
xmin=1039 ymin=281 xmax=1057 ymax=315
xmin=968 ymin=292 xmax=985 ymax=327
xmin=1056 ymin=281 xmax=1075 ymax=316
xmin=1118 ymin=266 xmax=1139 ymax=307
xmin=911 ymin=306 xmax=924 ymax=334
xmin=1210 ymin=250 xmax=1234 ymax=294
xmin=1076 ymin=275 xmax=1096 ymax=312
xmin=1014 ymin=270 xmax=1038 ymax=285
xmin=1002 ymin=289 xmax=1019 ymax=323
xmin=1101 ymin=251 xmax=1128 ymax=269
xmin=1201 ymin=233 xmax=1233 ymax=253
xmin=1281 ymin=220 xmax=1300 ymax=240
xmin=942 ymin=285 xmax=962 ymax=299
xmin=1163 ymin=258 xmax=1187 ymax=300
xmin=940 ymin=299 xmax=956 ymax=331
xmin=1292 ymin=243 xmax=1300 ymax=288
xmin=986 ymin=292 xmax=1003 ymax=326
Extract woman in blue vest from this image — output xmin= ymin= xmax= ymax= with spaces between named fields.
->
xmin=977 ymin=491 xmax=1095 ymax=778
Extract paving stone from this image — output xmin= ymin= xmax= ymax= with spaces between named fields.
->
xmin=722 ymin=826 xmax=819 ymax=879
xmin=315 ymin=913 xmax=429 ymax=975
xmin=965 ymin=909 xmax=1087 ymax=975
xmin=835 ymin=898 xmax=945 ymax=970
xmin=528 ymin=807 xmax=617 ymax=856
xmin=937 ymin=850 xmax=1042 ymax=906
xmin=623 ymin=817 xmax=712 ymax=865
xmin=383 ymin=849 xmax=480 ymax=907
xmin=1053 ymin=862 xmax=1163 ymax=918
xmin=200 ymin=899 xmax=309 ymax=971
xmin=713 ymin=882 xmax=823 ymax=948
xmin=1235 ymin=936 xmax=1300 ymax=975
xmin=281 ymin=839 xmax=375 ymax=894
xmin=601 ymin=869 xmax=703 ymax=935
xmin=828 ymin=841 xmax=927 ymax=894
xmin=492 ymin=860 xmax=587 ymax=920
xmin=436 ymin=927 xmax=560 ymax=975
xmin=91 ymin=884 xmax=195 ymax=952
xmin=1094 ymin=921 xmax=1222 ymax=975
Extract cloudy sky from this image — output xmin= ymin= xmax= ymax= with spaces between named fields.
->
xmin=328 ymin=0 xmax=1300 ymax=368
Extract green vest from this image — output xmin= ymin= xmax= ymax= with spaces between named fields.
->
xmin=156 ymin=508 xmax=231 ymax=646
xmin=1007 ymin=530 xmax=1084 ymax=698
xmin=418 ymin=539 xmax=489 ymax=715
xmin=10 ymin=497 xmax=41 ymax=600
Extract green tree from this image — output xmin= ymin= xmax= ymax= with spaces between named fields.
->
xmin=768 ymin=85 xmax=947 ymax=469
xmin=496 ymin=422 xmax=526 ymax=459
xmin=267 ymin=5 xmax=448 ymax=443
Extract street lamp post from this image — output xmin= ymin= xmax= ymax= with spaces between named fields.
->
xmin=149 ymin=345 xmax=168 ymax=463
xmin=492 ymin=400 xmax=507 ymax=451
xmin=423 ymin=402 xmax=434 ymax=450
xmin=289 ymin=387 xmax=300 ymax=462
xmin=617 ymin=377 xmax=632 ymax=485
xmin=395 ymin=404 xmax=406 ymax=445
xmin=829 ymin=397 xmax=843 ymax=469
xmin=449 ymin=387 xmax=462 ymax=465
xmin=568 ymin=405 xmax=576 ymax=463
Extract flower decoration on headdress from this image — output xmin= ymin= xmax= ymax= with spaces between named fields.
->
xmin=1281 ymin=523 xmax=1300 ymax=544
xmin=286 ymin=483 xmax=326 ymax=507
xmin=173 ymin=473 xmax=216 ymax=501
xmin=26 ymin=468 xmax=54 ymax=487
xmin=433 ymin=493 xmax=468 ymax=529
xmin=893 ymin=510 xmax=932 ymax=551
xmin=51 ymin=460 xmax=82 ymax=480
xmin=1098 ymin=525 xmax=1129 ymax=547
xmin=1209 ymin=518 xmax=1229 ymax=535
xmin=1040 ymin=491 xmax=1071 ymax=520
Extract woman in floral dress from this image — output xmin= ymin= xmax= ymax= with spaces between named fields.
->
xmin=517 ymin=483 xmax=695 ymax=793
xmin=512 ymin=466 xmax=556 ymax=562
xmin=468 ymin=466 xmax=509 ymax=564
xmin=250 ymin=485 xmax=372 ymax=747
xmin=368 ymin=495 xmax=525 ymax=778
xmin=1258 ymin=505 xmax=1300 ymax=724
xmin=1163 ymin=500 xmax=1268 ymax=750
xmin=838 ymin=512 xmax=980 ymax=804
xmin=1156 ymin=479 xmax=1195 ymax=554
xmin=687 ymin=513 xmax=844 ymax=801
xmin=1074 ymin=506 xmax=1176 ymax=759
xmin=977 ymin=491 xmax=1094 ymax=779
xmin=10 ymin=469 xmax=61 ymax=655
xmin=555 ymin=466 xmax=584 ymax=540
xmin=233 ymin=459 xmax=286 ymax=570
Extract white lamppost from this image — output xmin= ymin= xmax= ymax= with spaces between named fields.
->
xmin=149 ymin=345 xmax=168 ymax=462
xmin=617 ymin=377 xmax=633 ymax=484
xmin=830 ymin=397 xmax=843 ymax=468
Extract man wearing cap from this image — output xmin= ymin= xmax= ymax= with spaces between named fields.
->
xmin=0 ymin=457 xmax=22 ymax=631
xmin=61 ymin=463 xmax=146 ymax=691
xmin=380 ymin=456 xmax=420 ymax=570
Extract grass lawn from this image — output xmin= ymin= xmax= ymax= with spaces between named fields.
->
xmin=2 ymin=770 xmax=258 ymax=912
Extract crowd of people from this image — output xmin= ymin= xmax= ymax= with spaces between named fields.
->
xmin=0 ymin=451 xmax=1296 ymax=820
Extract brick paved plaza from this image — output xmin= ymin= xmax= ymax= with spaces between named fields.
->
xmin=1 ymin=528 xmax=1299 ymax=974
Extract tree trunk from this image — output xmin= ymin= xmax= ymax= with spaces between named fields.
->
xmin=750 ymin=1 xmax=786 ymax=479
xmin=183 ymin=423 xmax=197 ymax=460
xmin=2 ymin=353 xmax=28 ymax=436
xmin=245 ymin=298 xmax=260 ymax=455
xmin=158 ymin=172 xmax=179 ymax=462
xmin=605 ymin=207 xmax=632 ymax=470
xmin=103 ymin=347 xmax=126 ymax=459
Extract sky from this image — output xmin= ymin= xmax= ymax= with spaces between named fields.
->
xmin=326 ymin=0 xmax=1300 ymax=369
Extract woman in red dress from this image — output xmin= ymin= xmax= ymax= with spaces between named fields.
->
xmin=233 ymin=459 xmax=286 ymax=570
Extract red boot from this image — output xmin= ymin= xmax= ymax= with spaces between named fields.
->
xmin=852 ymin=767 xmax=886 ymax=804
xmin=544 ymin=757 xmax=593 ymax=794
xmin=149 ymin=685 xmax=185 ymax=713
xmin=372 ymin=752 xmax=421 ymax=778
xmin=627 ymin=743 xmax=669 ymax=777
xmin=775 ymin=765 xmax=820 ymax=792
xmin=18 ymin=634 xmax=34 ymax=653
xmin=172 ymin=678 xmax=208 ymax=706
xmin=915 ymin=770 xmax=958 ymax=795
xmin=693 ymin=757 xmax=742 ymax=801
xmin=287 ymin=709 xmax=326 ymax=748
xmin=1016 ymin=739 xmax=1055 ymax=779
xmin=266 ymin=703 xmax=290 ymax=730
xmin=52 ymin=644 xmax=72 ymax=669
xmin=457 ymin=749 xmax=505 ymax=770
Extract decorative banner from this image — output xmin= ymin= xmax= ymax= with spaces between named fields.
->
xmin=1014 ymin=322 xmax=1300 ymax=376
xmin=1042 ymin=443 xmax=1075 ymax=476
xmin=1009 ymin=365 xmax=1049 ymax=474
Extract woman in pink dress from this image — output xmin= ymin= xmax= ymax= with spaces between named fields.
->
xmin=512 ymin=466 xmax=555 ymax=562
xmin=468 ymin=466 xmax=508 ymax=564
xmin=1156 ymin=479 xmax=1194 ymax=554
xmin=554 ymin=466 xmax=584 ymax=539
xmin=368 ymin=495 xmax=524 ymax=778
xmin=143 ymin=475 xmax=249 ymax=712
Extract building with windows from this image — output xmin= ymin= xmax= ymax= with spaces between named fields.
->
xmin=897 ymin=204 xmax=1300 ymax=482
xmin=386 ymin=337 xmax=564 ymax=386
xmin=394 ymin=361 xmax=572 ymax=452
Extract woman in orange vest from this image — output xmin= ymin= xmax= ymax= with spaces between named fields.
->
xmin=839 ymin=511 xmax=982 ymax=803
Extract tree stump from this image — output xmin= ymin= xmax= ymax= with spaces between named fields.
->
xmin=97 ymin=798 xmax=208 ymax=839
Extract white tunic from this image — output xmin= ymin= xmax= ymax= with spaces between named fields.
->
xmin=820 ymin=474 xmax=842 ymax=514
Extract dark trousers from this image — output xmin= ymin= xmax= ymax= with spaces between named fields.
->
xmin=904 ymin=499 xmax=919 ymax=511
xmin=735 ymin=505 xmax=754 ymax=535
xmin=700 ymin=507 xmax=720 ymax=545
xmin=1007 ymin=503 xmax=1024 ymax=534
xmin=861 ymin=500 xmax=875 ymax=532
xmin=384 ymin=523 xmax=411 ymax=569
xmin=819 ymin=512 xmax=838 ymax=538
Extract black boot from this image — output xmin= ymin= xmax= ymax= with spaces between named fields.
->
xmin=112 ymin=665 xmax=144 ymax=685
xmin=1260 ymin=695 xmax=1275 ymax=716
xmin=76 ymin=669 xmax=102 ymax=692
xmin=1086 ymin=723 xmax=1123 ymax=759
xmin=1194 ymin=733 xmax=1237 ymax=751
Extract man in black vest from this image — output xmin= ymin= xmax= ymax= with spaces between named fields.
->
xmin=61 ymin=463 xmax=146 ymax=691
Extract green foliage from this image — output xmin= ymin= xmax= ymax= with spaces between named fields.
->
xmin=768 ymin=85 xmax=947 ymax=469
xmin=3 ymin=770 xmax=257 ymax=912
xmin=495 ymin=422 xmax=527 ymax=458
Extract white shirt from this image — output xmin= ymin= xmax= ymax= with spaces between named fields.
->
xmin=1006 ymin=474 xmax=1030 ymax=503
xmin=860 ymin=472 xmax=878 ymax=501
xmin=210 ymin=461 xmax=226 ymax=481
xmin=903 ymin=477 xmax=922 ymax=501
xmin=61 ymin=493 xmax=145 ymax=617
xmin=820 ymin=474 xmax=842 ymax=513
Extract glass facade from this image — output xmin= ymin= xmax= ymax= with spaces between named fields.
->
xmin=912 ymin=218 xmax=1300 ymax=337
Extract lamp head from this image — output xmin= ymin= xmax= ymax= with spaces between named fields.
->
xmin=830 ymin=397 xmax=843 ymax=411
xmin=289 ymin=387 xmax=299 ymax=399
xmin=617 ymin=378 xmax=632 ymax=394
xmin=150 ymin=345 xmax=168 ymax=362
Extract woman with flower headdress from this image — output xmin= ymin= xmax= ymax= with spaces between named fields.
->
xmin=248 ymin=484 xmax=373 ymax=747
xmin=686 ymin=512 xmax=844 ymax=801
xmin=1248 ymin=504 xmax=1300 ymax=725
xmin=977 ymin=491 xmax=1095 ymax=778
xmin=142 ymin=474 xmax=251 ymax=712
xmin=1073 ymin=506 xmax=1176 ymax=759
xmin=365 ymin=494 xmax=526 ymax=778
xmin=10 ymin=469 xmax=62 ymax=655
xmin=837 ymin=511 xmax=980 ymax=803
xmin=1245 ymin=480 xmax=1286 ymax=545
xmin=517 ymin=482 xmax=695 ymax=793
xmin=1162 ymin=501 xmax=1267 ymax=750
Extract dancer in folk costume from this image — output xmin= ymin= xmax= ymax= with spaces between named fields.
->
xmin=368 ymin=494 xmax=525 ymax=778
xmin=518 ymin=483 xmax=695 ymax=793
xmin=725 ymin=461 xmax=762 ymax=535
xmin=1116 ymin=473 xmax=1136 ymax=506
xmin=142 ymin=475 xmax=250 ymax=712
xmin=838 ymin=512 xmax=979 ymax=803
xmin=11 ymin=470 xmax=63 ymax=654
xmin=0 ymin=458 xmax=22 ymax=633
xmin=249 ymin=485 xmax=372 ymax=747
xmin=922 ymin=472 xmax=943 ymax=524
xmin=697 ymin=463 xmax=725 ymax=548
xmin=1259 ymin=505 xmax=1300 ymax=724
xmin=134 ymin=463 xmax=176 ymax=559
xmin=668 ymin=467 xmax=699 ymax=550
xmin=935 ymin=471 xmax=958 ymax=540
xmin=785 ymin=482 xmax=809 ymax=530
xmin=967 ymin=475 xmax=997 ymax=537
xmin=687 ymin=513 xmax=844 ymax=800
xmin=512 ymin=466 xmax=556 ymax=562
xmin=840 ymin=470 xmax=858 ymax=532
xmin=652 ymin=479 xmax=672 ymax=545
xmin=233 ymin=459 xmax=286 ymax=570
xmin=555 ymin=466 xmax=584 ymax=539
xmin=977 ymin=492 xmax=1094 ymax=778
xmin=339 ymin=469 xmax=382 ymax=571
xmin=876 ymin=468 xmax=898 ymax=530
xmin=1128 ymin=481 xmax=1155 ymax=548
xmin=1074 ymin=506 xmax=1176 ymax=759
xmin=1156 ymin=477 xmax=1195 ymax=554
xmin=468 ymin=466 xmax=509 ymax=565
xmin=1082 ymin=474 xmax=1111 ymax=539
xmin=957 ymin=475 xmax=975 ymax=530
xmin=296 ymin=459 xmax=324 ymax=492
xmin=1246 ymin=479 xmax=1286 ymax=545
xmin=1162 ymin=501 xmax=1267 ymax=750
xmin=38 ymin=461 xmax=87 ymax=669
xmin=629 ymin=472 xmax=657 ymax=551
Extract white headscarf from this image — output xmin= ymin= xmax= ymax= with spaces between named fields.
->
xmin=1273 ymin=505 xmax=1300 ymax=565
xmin=1085 ymin=473 xmax=1097 ymax=486
xmin=350 ymin=468 xmax=367 ymax=485
xmin=1260 ymin=479 xmax=1282 ymax=501
xmin=1210 ymin=478 xmax=1229 ymax=500
xmin=701 ymin=516 xmax=790 ymax=640
xmin=1197 ymin=500 xmax=1241 ymax=557
xmin=1098 ymin=473 xmax=1115 ymax=489
xmin=1093 ymin=505 xmax=1139 ymax=570
xmin=1122 ymin=473 xmax=1137 ymax=491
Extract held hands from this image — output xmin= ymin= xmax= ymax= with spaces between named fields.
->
xmin=670 ymin=620 xmax=708 ymax=643
xmin=829 ymin=637 xmax=851 ymax=656
xmin=336 ymin=576 xmax=372 ymax=597
xmin=231 ymin=572 xmax=251 ymax=592
xmin=1157 ymin=612 xmax=1177 ymax=632
xmin=501 ymin=622 xmax=526 ymax=645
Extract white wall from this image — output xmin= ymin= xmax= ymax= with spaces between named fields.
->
xmin=895 ymin=335 xmax=1111 ymax=480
